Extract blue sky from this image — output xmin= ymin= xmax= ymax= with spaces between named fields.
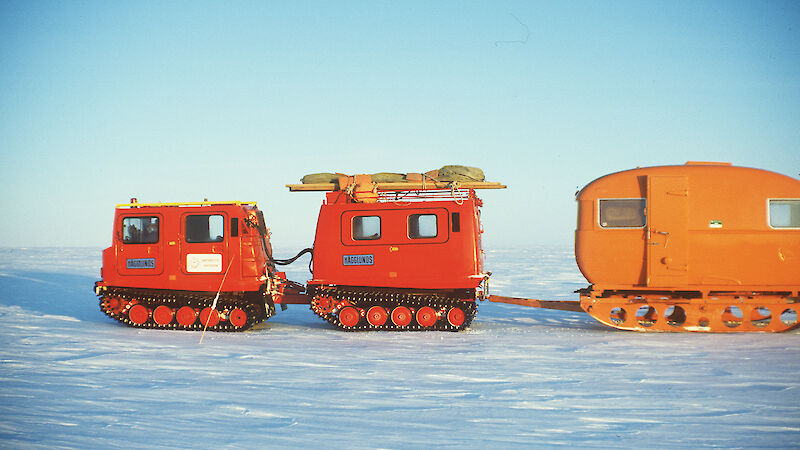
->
xmin=1 ymin=0 xmax=798 ymax=248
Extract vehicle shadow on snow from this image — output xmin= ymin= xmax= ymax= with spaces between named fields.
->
xmin=0 ymin=270 xmax=102 ymax=323
xmin=0 ymin=269 xmax=607 ymax=332
xmin=0 ymin=269 xmax=358 ymax=332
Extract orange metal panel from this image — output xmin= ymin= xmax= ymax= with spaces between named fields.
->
xmin=646 ymin=175 xmax=689 ymax=287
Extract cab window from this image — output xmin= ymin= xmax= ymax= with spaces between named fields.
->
xmin=409 ymin=214 xmax=438 ymax=238
xmin=769 ymin=200 xmax=800 ymax=228
xmin=352 ymin=216 xmax=381 ymax=240
xmin=122 ymin=217 xmax=159 ymax=244
xmin=186 ymin=215 xmax=225 ymax=242
xmin=599 ymin=199 xmax=646 ymax=228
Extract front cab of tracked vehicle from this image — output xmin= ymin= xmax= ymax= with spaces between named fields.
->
xmin=97 ymin=200 xmax=273 ymax=293
xmin=94 ymin=200 xmax=306 ymax=331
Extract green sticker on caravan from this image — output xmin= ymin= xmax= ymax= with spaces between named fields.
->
xmin=709 ymin=219 xmax=723 ymax=229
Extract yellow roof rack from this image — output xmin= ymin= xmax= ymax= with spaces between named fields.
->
xmin=116 ymin=200 xmax=257 ymax=208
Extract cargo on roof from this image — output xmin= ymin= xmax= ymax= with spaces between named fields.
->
xmin=288 ymin=165 xmax=506 ymax=192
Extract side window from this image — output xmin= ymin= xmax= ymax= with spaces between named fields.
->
xmin=122 ymin=217 xmax=159 ymax=244
xmin=352 ymin=216 xmax=381 ymax=240
xmin=599 ymin=199 xmax=646 ymax=228
xmin=186 ymin=214 xmax=225 ymax=243
xmin=769 ymin=199 xmax=800 ymax=228
xmin=409 ymin=214 xmax=438 ymax=239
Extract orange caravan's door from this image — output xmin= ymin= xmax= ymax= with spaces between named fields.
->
xmin=646 ymin=176 xmax=689 ymax=287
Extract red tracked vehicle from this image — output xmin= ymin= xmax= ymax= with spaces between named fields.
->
xmin=287 ymin=172 xmax=506 ymax=331
xmin=94 ymin=167 xmax=503 ymax=333
xmin=94 ymin=200 xmax=306 ymax=331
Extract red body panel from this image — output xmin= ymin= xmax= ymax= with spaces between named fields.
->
xmin=99 ymin=203 xmax=272 ymax=293
xmin=310 ymin=190 xmax=486 ymax=290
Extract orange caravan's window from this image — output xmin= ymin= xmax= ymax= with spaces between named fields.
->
xmin=599 ymin=199 xmax=646 ymax=228
xmin=769 ymin=199 xmax=800 ymax=229
xmin=352 ymin=216 xmax=381 ymax=240
xmin=122 ymin=216 xmax=159 ymax=244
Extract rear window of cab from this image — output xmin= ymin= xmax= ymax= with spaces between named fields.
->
xmin=352 ymin=216 xmax=381 ymax=240
xmin=186 ymin=214 xmax=225 ymax=242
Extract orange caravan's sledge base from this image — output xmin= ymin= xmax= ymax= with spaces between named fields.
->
xmin=579 ymin=287 xmax=800 ymax=332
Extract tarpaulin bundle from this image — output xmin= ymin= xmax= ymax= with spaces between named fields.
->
xmin=300 ymin=165 xmax=485 ymax=184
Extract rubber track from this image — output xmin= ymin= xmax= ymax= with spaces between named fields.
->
xmin=98 ymin=286 xmax=274 ymax=332
xmin=310 ymin=286 xmax=477 ymax=332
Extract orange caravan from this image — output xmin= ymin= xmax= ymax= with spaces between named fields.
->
xmin=574 ymin=162 xmax=800 ymax=332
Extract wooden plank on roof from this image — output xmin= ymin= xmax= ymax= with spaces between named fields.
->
xmin=286 ymin=181 xmax=507 ymax=192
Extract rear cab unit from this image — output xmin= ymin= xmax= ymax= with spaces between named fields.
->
xmin=311 ymin=189 xmax=485 ymax=292
xmin=288 ymin=173 xmax=505 ymax=331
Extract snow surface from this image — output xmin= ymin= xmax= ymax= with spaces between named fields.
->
xmin=1 ymin=246 xmax=798 ymax=448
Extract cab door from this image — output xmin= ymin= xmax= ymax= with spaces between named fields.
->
xmin=117 ymin=214 xmax=164 ymax=276
xmin=646 ymin=176 xmax=689 ymax=287
xmin=387 ymin=207 xmax=450 ymax=287
xmin=179 ymin=212 xmax=229 ymax=275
